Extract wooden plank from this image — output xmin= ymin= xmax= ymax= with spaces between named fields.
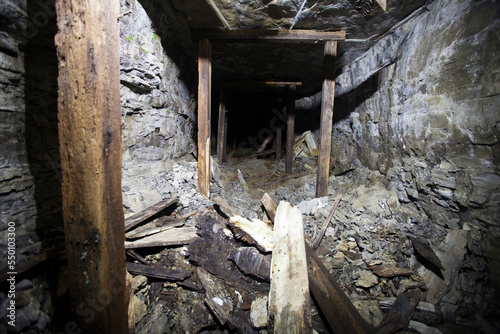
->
xmin=228 ymin=215 xmax=274 ymax=253
xmin=260 ymin=193 xmax=278 ymax=222
xmin=124 ymin=198 xmax=179 ymax=232
xmin=311 ymin=195 xmax=341 ymax=250
xmin=193 ymin=29 xmax=346 ymax=43
xmin=219 ymin=80 xmax=303 ymax=87
xmin=260 ymin=194 xmax=372 ymax=334
xmin=286 ymin=85 xmax=296 ymax=174
xmin=316 ymin=41 xmax=337 ymax=198
xmin=124 ymin=227 xmax=198 ymax=249
xmin=198 ymin=39 xmax=212 ymax=198
xmin=256 ymin=133 xmax=273 ymax=153
xmin=217 ymin=89 xmax=226 ymax=163
xmin=275 ymin=127 xmax=282 ymax=160
xmin=305 ymin=243 xmax=373 ymax=334
xmin=269 ymin=201 xmax=311 ymax=333
xmin=126 ymin=262 xmax=191 ymax=281
xmin=55 ymin=0 xmax=130 ymax=331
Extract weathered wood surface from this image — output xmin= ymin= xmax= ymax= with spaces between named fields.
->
xmin=257 ymin=133 xmax=274 ymax=153
xmin=124 ymin=227 xmax=198 ymax=249
xmin=275 ymin=127 xmax=282 ymax=160
xmin=124 ymin=198 xmax=178 ymax=231
xmin=316 ymin=41 xmax=337 ymax=198
xmin=126 ymin=262 xmax=191 ymax=281
xmin=228 ymin=215 xmax=274 ymax=253
xmin=375 ymin=290 xmax=420 ymax=334
xmin=229 ymin=247 xmax=271 ymax=282
xmin=368 ymin=264 xmax=413 ymax=278
xmin=248 ymin=148 xmax=277 ymax=159
xmin=269 ymin=202 xmax=311 ymax=333
xmin=305 ymin=243 xmax=373 ymax=334
xmin=219 ymin=80 xmax=303 ymax=87
xmin=193 ymin=29 xmax=346 ymax=43
xmin=286 ymin=85 xmax=296 ymax=174
xmin=198 ymin=39 xmax=212 ymax=198
xmin=217 ymin=89 xmax=227 ymax=163
xmin=260 ymin=193 xmax=278 ymax=222
xmin=125 ymin=219 xmax=184 ymax=240
xmin=311 ymin=194 xmax=341 ymax=250
xmin=55 ymin=0 xmax=129 ymax=331
xmin=197 ymin=267 xmax=234 ymax=325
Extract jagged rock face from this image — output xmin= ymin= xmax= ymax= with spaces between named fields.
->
xmin=331 ymin=0 xmax=500 ymax=290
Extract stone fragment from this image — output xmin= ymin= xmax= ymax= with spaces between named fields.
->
xmin=133 ymin=295 xmax=148 ymax=324
xmin=355 ymin=270 xmax=378 ymax=288
xmin=250 ymin=295 xmax=268 ymax=329
xmin=132 ymin=275 xmax=148 ymax=293
xmin=408 ymin=320 xmax=444 ymax=334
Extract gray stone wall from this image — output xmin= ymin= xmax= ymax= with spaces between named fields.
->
xmin=119 ymin=0 xmax=197 ymax=214
xmin=332 ymin=0 xmax=500 ymax=293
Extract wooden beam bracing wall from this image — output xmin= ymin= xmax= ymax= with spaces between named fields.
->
xmin=55 ymin=0 xmax=129 ymax=332
xmin=217 ymin=89 xmax=227 ymax=163
xmin=198 ymin=39 xmax=212 ymax=198
xmin=316 ymin=41 xmax=337 ymax=198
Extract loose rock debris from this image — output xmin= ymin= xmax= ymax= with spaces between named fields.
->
xmin=123 ymin=157 xmax=493 ymax=333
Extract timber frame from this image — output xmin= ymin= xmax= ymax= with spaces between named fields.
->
xmin=196 ymin=29 xmax=345 ymax=198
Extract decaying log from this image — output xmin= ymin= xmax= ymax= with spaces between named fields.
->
xmin=311 ymin=194 xmax=341 ymax=250
xmin=229 ymin=247 xmax=271 ymax=282
xmin=368 ymin=264 xmax=413 ymax=278
xmin=305 ymin=243 xmax=372 ymax=334
xmin=375 ymin=289 xmax=420 ymax=334
xmin=124 ymin=227 xmax=197 ymax=249
xmin=269 ymin=201 xmax=311 ymax=333
xmin=197 ymin=267 xmax=233 ymax=325
xmin=260 ymin=193 xmax=278 ymax=222
xmin=126 ymin=262 xmax=191 ymax=281
xmin=408 ymin=235 xmax=444 ymax=271
xmin=228 ymin=215 xmax=274 ymax=253
xmin=124 ymin=198 xmax=179 ymax=231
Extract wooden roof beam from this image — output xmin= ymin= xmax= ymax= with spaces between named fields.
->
xmin=193 ymin=29 xmax=346 ymax=43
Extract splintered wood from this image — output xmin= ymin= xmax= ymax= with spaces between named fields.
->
xmin=269 ymin=202 xmax=311 ymax=333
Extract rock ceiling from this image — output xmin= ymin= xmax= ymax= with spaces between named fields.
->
xmin=160 ymin=0 xmax=430 ymax=96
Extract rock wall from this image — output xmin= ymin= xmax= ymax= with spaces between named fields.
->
xmin=0 ymin=0 xmax=62 ymax=332
xmin=332 ymin=0 xmax=500 ymax=307
xmin=119 ymin=0 xmax=197 ymax=214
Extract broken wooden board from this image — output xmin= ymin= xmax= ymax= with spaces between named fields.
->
xmin=311 ymin=194 xmax=341 ymax=250
xmin=269 ymin=201 xmax=311 ymax=333
xmin=375 ymin=289 xmax=420 ymax=334
xmin=197 ymin=266 xmax=234 ymax=325
xmin=125 ymin=219 xmax=185 ymax=240
xmin=124 ymin=198 xmax=178 ymax=231
xmin=305 ymin=243 xmax=373 ymax=334
xmin=368 ymin=264 xmax=413 ymax=278
xmin=229 ymin=247 xmax=271 ymax=282
xmin=260 ymin=193 xmax=278 ymax=222
xmin=126 ymin=262 xmax=191 ymax=281
xmin=228 ymin=215 xmax=274 ymax=253
xmin=124 ymin=227 xmax=197 ymax=249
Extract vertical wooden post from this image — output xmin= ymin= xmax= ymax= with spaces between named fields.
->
xmin=55 ymin=0 xmax=129 ymax=332
xmin=316 ymin=41 xmax=337 ymax=198
xmin=223 ymin=110 xmax=228 ymax=162
xmin=275 ymin=127 xmax=282 ymax=160
xmin=217 ymin=89 xmax=227 ymax=163
xmin=285 ymin=85 xmax=296 ymax=174
xmin=198 ymin=39 xmax=212 ymax=198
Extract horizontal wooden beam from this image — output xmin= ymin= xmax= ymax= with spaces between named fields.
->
xmin=219 ymin=80 xmax=302 ymax=88
xmin=193 ymin=29 xmax=346 ymax=43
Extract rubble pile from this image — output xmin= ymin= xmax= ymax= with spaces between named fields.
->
xmin=123 ymin=155 xmax=496 ymax=333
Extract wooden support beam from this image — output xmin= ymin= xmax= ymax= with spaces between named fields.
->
xmin=193 ymin=29 xmax=346 ymax=43
xmin=223 ymin=106 xmax=228 ymax=162
xmin=198 ymin=39 xmax=212 ymax=198
xmin=55 ymin=0 xmax=129 ymax=331
xmin=217 ymin=89 xmax=227 ymax=163
xmin=286 ymin=85 xmax=296 ymax=174
xmin=316 ymin=41 xmax=337 ymax=198
xmin=275 ymin=127 xmax=282 ymax=160
xmin=269 ymin=202 xmax=311 ymax=333
xmin=219 ymin=80 xmax=302 ymax=88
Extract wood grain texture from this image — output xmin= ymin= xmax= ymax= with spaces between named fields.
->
xmin=55 ymin=0 xmax=129 ymax=331
xmin=316 ymin=41 xmax=337 ymax=198
xmin=193 ymin=29 xmax=346 ymax=43
xmin=217 ymin=89 xmax=226 ymax=163
xmin=286 ymin=85 xmax=296 ymax=174
xmin=198 ymin=39 xmax=212 ymax=197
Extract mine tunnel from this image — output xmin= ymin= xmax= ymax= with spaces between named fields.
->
xmin=1 ymin=0 xmax=499 ymax=333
